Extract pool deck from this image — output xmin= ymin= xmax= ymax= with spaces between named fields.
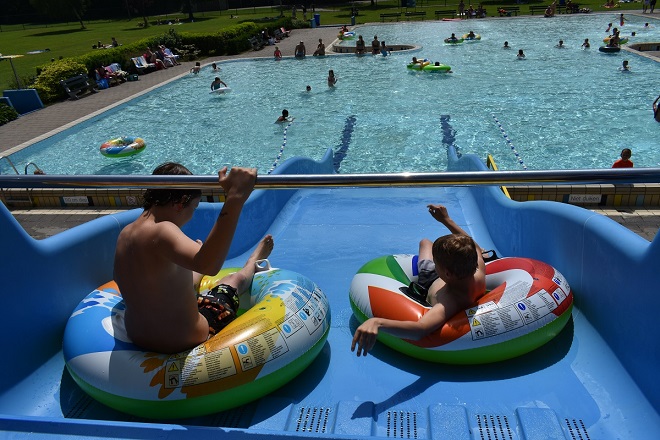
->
xmin=1 ymin=22 xmax=659 ymax=242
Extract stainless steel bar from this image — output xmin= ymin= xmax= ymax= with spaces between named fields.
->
xmin=0 ymin=168 xmax=659 ymax=189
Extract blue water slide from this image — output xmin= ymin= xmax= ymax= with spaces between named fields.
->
xmin=0 ymin=146 xmax=658 ymax=438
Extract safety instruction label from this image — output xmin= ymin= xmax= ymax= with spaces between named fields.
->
xmin=165 ymin=346 xmax=237 ymax=388
xmin=234 ymin=327 xmax=289 ymax=372
xmin=280 ymin=291 xmax=328 ymax=338
xmin=468 ymin=289 xmax=559 ymax=340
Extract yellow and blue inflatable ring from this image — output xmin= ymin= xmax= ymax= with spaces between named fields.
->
xmin=63 ymin=265 xmax=330 ymax=419
xmin=349 ymin=255 xmax=573 ymax=364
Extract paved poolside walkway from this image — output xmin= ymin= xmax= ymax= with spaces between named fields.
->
xmin=1 ymin=21 xmax=659 ymax=242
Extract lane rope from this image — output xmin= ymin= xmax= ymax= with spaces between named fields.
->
xmin=268 ymin=120 xmax=294 ymax=174
xmin=492 ymin=114 xmax=527 ymax=170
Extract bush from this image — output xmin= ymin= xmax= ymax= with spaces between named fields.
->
xmin=31 ymin=60 xmax=89 ymax=104
xmin=0 ymin=103 xmax=19 ymax=126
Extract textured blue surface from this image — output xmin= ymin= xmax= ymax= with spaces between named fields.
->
xmin=0 ymin=150 xmax=658 ymax=438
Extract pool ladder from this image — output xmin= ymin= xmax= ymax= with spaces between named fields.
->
xmin=0 ymin=156 xmax=42 ymax=207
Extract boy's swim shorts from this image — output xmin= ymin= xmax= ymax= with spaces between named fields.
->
xmin=197 ymin=284 xmax=239 ymax=336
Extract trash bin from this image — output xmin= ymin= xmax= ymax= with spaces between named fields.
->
xmin=314 ymin=13 xmax=320 ymax=26
xmin=351 ymin=15 xmax=355 ymax=26
xmin=310 ymin=18 xmax=316 ymax=28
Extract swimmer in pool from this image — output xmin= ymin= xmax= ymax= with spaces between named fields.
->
xmin=211 ymin=77 xmax=227 ymax=91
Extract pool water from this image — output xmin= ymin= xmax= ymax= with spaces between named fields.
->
xmin=5 ymin=14 xmax=659 ymax=175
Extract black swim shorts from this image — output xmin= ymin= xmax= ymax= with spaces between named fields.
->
xmin=196 ymin=284 xmax=239 ymax=336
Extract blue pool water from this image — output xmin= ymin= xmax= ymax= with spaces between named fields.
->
xmin=4 ymin=14 xmax=659 ymax=176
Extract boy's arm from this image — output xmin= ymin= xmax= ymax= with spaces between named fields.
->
xmin=427 ymin=204 xmax=484 ymax=253
xmin=155 ymin=167 xmax=256 ymax=276
xmin=351 ymin=302 xmax=453 ymax=357
xmin=192 ymin=167 xmax=255 ymax=275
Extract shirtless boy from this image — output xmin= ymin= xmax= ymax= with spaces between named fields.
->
xmin=114 ymin=162 xmax=273 ymax=354
xmin=351 ymin=204 xmax=486 ymax=357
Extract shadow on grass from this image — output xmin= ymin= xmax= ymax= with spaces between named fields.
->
xmin=29 ymin=28 xmax=88 ymax=37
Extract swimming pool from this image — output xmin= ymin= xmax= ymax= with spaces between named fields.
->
xmin=4 ymin=14 xmax=659 ymax=176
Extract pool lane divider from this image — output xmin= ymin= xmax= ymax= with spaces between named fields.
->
xmin=268 ymin=120 xmax=294 ymax=174
xmin=333 ymin=115 xmax=357 ymax=172
xmin=492 ymin=114 xmax=527 ymax=170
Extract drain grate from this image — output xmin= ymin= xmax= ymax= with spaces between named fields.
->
xmin=475 ymin=414 xmax=514 ymax=440
xmin=294 ymin=406 xmax=331 ymax=433
xmin=386 ymin=410 xmax=419 ymax=439
xmin=210 ymin=406 xmax=250 ymax=428
xmin=565 ymin=418 xmax=591 ymax=440
xmin=63 ymin=393 xmax=94 ymax=419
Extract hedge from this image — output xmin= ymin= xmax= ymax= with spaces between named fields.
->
xmin=0 ymin=103 xmax=19 ymax=126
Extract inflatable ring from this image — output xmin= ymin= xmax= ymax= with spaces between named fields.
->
xmin=603 ymin=36 xmax=628 ymax=45
xmin=99 ymin=136 xmax=146 ymax=158
xmin=462 ymin=33 xmax=481 ymax=41
xmin=407 ymin=60 xmax=430 ymax=70
xmin=209 ymin=86 xmax=232 ymax=95
xmin=423 ymin=63 xmax=452 ymax=72
xmin=599 ymin=46 xmax=621 ymax=53
xmin=63 ymin=263 xmax=330 ymax=419
xmin=444 ymin=38 xmax=464 ymax=44
xmin=349 ymin=255 xmax=573 ymax=364
xmin=340 ymin=31 xmax=355 ymax=40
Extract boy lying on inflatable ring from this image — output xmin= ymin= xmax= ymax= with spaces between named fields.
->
xmin=351 ymin=204 xmax=493 ymax=357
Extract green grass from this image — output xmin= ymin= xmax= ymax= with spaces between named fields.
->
xmin=0 ymin=1 xmax=643 ymax=91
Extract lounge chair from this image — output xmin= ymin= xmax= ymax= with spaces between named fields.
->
xmin=279 ymin=27 xmax=291 ymax=37
xmin=131 ymin=56 xmax=155 ymax=74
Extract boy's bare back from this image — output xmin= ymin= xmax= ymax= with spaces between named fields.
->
xmin=114 ymin=212 xmax=209 ymax=354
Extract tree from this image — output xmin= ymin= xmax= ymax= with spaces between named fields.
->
xmin=126 ymin=0 xmax=154 ymax=28
xmin=182 ymin=0 xmax=195 ymax=21
xmin=29 ymin=0 xmax=88 ymax=29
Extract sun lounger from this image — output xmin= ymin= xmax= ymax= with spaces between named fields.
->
xmin=249 ymin=36 xmax=265 ymax=51
xmin=131 ymin=56 xmax=156 ymax=74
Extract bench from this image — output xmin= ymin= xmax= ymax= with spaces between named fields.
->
xmin=249 ymin=36 xmax=265 ymax=51
xmin=435 ymin=9 xmax=456 ymax=19
xmin=529 ymin=5 xmax=549 ymax=14
xmin=498 ymin=6 xmax=519 ymax=16
xmin=405 ymin=11 xmax=426 ymax=20
xmin=59 ymin=74 xmax=97 ymax=100
xmin=380 ymin=13 xmax=402 ymax=22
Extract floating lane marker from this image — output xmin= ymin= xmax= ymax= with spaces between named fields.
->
xmin=268 ymin=120 xmax=294 ymax=174
xmin=492 ymin=114 xmax=527 ymax=170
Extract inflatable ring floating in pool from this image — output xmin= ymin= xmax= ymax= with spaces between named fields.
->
xmin=209 ymin=86 xmax=232 ymax=94
xmin=349 ymin=255 xmax=573 ymax=364
xmin=444 ymin=37 xmax=464 ymax=44
xmin=63 ymin=263 xmax=330 ymax=419
xmin=603 ymin=36 xmax=628 ymax=45
xmin=598 ymin=46 xmax=621 ymax=53
xmin=423 ymin=63 xmax=452 ymax=72
xmin=462 ymin=33 xmax=481 ymax=41
xmin=99 ymin=136 xmax=146 ymax=158
xmin=407 ymin=60 xmax=430 ymax=70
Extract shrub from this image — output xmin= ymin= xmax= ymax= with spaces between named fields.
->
xmin=31 ymin=60 xmax=89 ymax=104
xmin=0 ymin=103 xmax=19 ymax=126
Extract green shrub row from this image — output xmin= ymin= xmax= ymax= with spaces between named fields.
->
xmin=0 ymin=103 xmax=19 ymax=126
xmin=30 ymin=17 xmax=298 ymax=105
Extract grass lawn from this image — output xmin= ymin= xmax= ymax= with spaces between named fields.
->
xmin=0 ymin=0 xmax=646 ymax=91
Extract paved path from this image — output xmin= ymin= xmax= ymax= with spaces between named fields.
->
xmin=1 ymin=24 xmax=658 ymax=242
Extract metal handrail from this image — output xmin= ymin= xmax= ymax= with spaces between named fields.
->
xmin=0 ymin=155 xmax=19 ymax=175
xmin=0 ymin=168 xmax=659 ymax=189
